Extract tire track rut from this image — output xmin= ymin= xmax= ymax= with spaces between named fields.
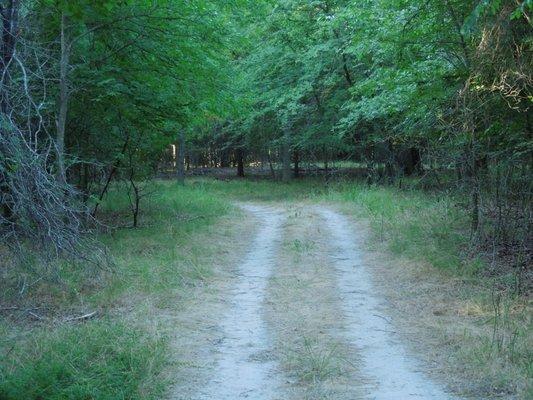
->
xmin=196 ymin=204 xmax=285 ymax=399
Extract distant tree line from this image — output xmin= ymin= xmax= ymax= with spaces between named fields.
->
xmin=188 ymin=0 xmax=532 ymax=274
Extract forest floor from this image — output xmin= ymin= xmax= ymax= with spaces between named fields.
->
xmin=1 ymin=178 xmax=530 ymax=400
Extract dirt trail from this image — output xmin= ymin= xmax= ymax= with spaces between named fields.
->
xmin=318 ymin=208 xmax=457 ymax=400
xmin=177 ymin=203 xmax=461 ymax=400
xmin=195 ymin=204 xmax=285 ymax=399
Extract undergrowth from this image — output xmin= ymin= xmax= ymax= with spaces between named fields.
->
xmin=0 ymin=181 xmax=230 ymax=400
xmin=0 ymin=321 xmax=167 ymax=400
xmin=325 ymin=183 xmax=483 ymax=275
xmin=197 ymin=176 xmax=531 ymax=398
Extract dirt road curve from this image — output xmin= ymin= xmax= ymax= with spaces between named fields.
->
xmin=173 ymin=204 xmax=459 ymax=400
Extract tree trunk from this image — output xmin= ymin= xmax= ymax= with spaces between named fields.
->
xmin=91 ymin=133 xmax=129 ymax=217
xmin=293 ymin=149 xmax=300 ymax=178
xmin=399 ymin=147 xmax=423 ymax=176
xmin=267 ymin=150 xmax=276 ymax=179
xmin=56 ymin=12 xmax=69 ymax=185
xmin=129 ymin=168 xmax=140 ymax=228
xmin=176 ymin=130 xmax=185 ymax=185
xmin=282 ymin=128 xmax=291 ymax=182
xmin=365 ymin=144 xmax=375 ymax=185
xmin=220 ymin=149 xmax=230 ymax=168
xmin=385 ymin=140 xmax=396 ymax=184
xmin=236 ymin=148 xmax=245 ymax=177
xmin=465 ymin=133 xmax=480 ymax=237
xmin=1 ymin=1 xmax=19 ymax=110
xmin=324 ymin=146 xmax=329 ymax=176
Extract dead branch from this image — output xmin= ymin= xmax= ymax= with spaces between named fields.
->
xmin=63 ymin=310 xmax=97 ymax=323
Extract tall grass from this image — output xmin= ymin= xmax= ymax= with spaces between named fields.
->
xmin=326 ymin=183 xmax=483 ymax=275
xmin=192 ymin=177 xmax=479 ymax=274
xmin=0 ymin=321 xmax=167 ymax=400
xmin=1 ymin=177 xmax=530 ymax=398
xmin=191 ymin=177 xmax=531 ymax=397
xmin=0 ymin=181 xmax=231 ymax=400
xmin=189 ymin=177 xmax=327 ymax=202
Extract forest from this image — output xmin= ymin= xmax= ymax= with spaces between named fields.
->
xmin=0 ymin=1 xmax=531 ymax=399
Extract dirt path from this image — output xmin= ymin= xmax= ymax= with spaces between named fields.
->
xmin=195 ymin=204 xmax=285 ymax=399
xmin=173 ymin=203 xmax=461 ymax=399
xmin=318 ymin=208 xmax=457 ymax=400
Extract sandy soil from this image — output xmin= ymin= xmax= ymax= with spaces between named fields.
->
xmin=169 ymin=203 xmax=464 ymax=399
xmin=195 ymin=204 xmax=286 ymax=399
xmin=318 ymin=207 xmax=457 ymax=399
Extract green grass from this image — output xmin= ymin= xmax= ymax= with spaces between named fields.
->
xmin=187 ymin=177 xmax=478 ymax=275
xmin=0 ymin=321 xmax=167 ymax=400
xmin=1 ymin=177 xmax=530 ymax=399
xmin=0 ymin=180 xmax=232 ymax=400
xmin=97 ymin=181 xmax=230 ymax=297
xmin=324 ymin=182 xmax=482 ymax=274
xmin=188 ymin=177 xmax=327 ymax=202
xmin=289 ymin=337 xmax=344 ymax=384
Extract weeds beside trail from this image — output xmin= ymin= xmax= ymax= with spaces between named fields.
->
xmin=0 ymin=182 xmax=231 ymax=400
xmin=265 ymin=205 xmax=362 ymax=399
xmin=199 ymin=177 xmax=532 ymax=398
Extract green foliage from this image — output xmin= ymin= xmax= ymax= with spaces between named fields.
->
xmin=189 ymin=177 xmax=327 ymax=201
xmin=463 ymin=0 xmax=532 ymax=32
xmin=327 ymin=183 xmax=482 ymax=273
xmin=183 ymin=177 xmax=481 ymax=273
xmin=29 ymin=0 xmax=244 ymax=190
xmin=205 ymin=0 xmax=530 ymax=190
xmin=97 ymin=181 xmax=230 ymax=295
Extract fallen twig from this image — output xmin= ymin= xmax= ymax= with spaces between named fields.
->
xmin=0 ymin=306 xmax=43 ymax=312
xmin=28 ymin=311 xmax=44 ymax=320
xmin=0 ymin=306 xmax=19 ymax=311
xmin=373 ymin=313 xmax=392 ymax=324
xmin=176 ymin=214 xmax=207 ymax=223
xmin=63 ymin=311 xmax=98 ymax=322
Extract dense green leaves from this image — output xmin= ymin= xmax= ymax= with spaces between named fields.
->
xmin=33 ymin=0 xmax=243 ymax=185
xmin=12 ymin=0 xmax=530 ymax=231
xmin=209 ymin=0 xmax=531 ymax=181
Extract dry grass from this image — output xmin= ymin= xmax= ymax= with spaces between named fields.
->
xmin=339 ymin=211 xmax=532 ymax=399
xmin=0 ymin=182 xmax=246 ymax=400
xmin=264 ymin=204 xmax=363 ymax=400
xmin=2 ymin=179 xmax=530 ymax=399
xmin=164 ymin=207 xmax=258 ymax=399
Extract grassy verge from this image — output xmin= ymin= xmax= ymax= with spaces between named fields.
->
xmin=318 ymin=182 xmax=530 ymax=397
xmin=1 ymin=177 xmax=530 ymax=399
xmin=325 ymin=182 xmax=480 ymax=274
xmin=325 ymin=182 xmax=531 ymax=399
xmin=192 ymin=177 xmax=514 ymax=278
xmin=0 ymin=181 xmax=231 ymax=399
xmin=0 ymin=321 xmax=166 ymax=400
